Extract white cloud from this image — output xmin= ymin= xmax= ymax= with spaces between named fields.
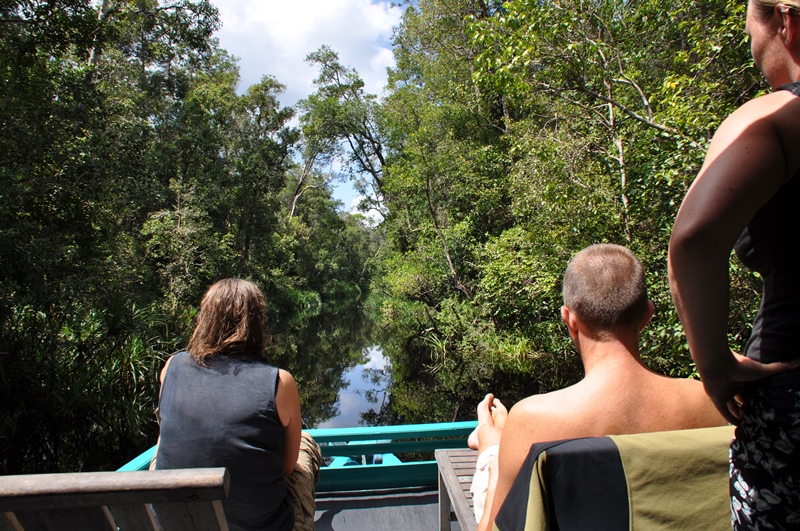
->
xmin=349 ymin=195 xmax=383 ymax=227
xmin=338 ymin=392 xmax=365 ymax=411
xmin=362 ymin=345 xmax=387 ymax=371
xmin=212 ymin=0 xmax=402 ymax=106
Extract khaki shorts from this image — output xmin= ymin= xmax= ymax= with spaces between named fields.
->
xmin=285 ymin=432 xmax=322 ymax=531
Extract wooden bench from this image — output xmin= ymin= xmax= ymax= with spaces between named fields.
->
xmin=0 ymin=468 xmax=230 ymax=531
xmin=435 ymin=448 xmax=478 ymax=531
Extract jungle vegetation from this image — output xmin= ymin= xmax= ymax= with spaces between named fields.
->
xmin=1 ymin=0 xmax=764 ymax=473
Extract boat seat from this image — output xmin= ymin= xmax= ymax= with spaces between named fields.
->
xmin=0 ymin=467 xmax=229 ymax=531
xmin=494 ymin=425 xmax=735 ymax=531
xmin=436 ymin=448 xmax=478 ymax=531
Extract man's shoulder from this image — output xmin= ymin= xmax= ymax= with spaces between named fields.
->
xmin=508 ymin=385 xmax=585 ymax=423
xmin=652 ymin=372 xmax=706 ymax=395
xmin=498 ymin=384 xmax=601 ymax=462
xmin=653 ymin=374 xmax=727 ymax=427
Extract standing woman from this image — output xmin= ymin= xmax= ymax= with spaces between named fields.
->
xmin=156 ymin=279 xmax=320 ymax=531
xmin=669 ymin=1 xmax=800 ymax=528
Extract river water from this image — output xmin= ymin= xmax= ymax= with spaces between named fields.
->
xmin=275 ymin=301 xmax=398 ymax=429
xmin=316 ymin=345 xmax=390 ymax=428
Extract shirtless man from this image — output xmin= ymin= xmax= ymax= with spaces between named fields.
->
xmin=473 ymin=244 xmax=726 ymax=531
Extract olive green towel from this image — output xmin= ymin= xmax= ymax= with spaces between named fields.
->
xmin=610 ymin=425 xmax=734 ymax=531
xmin=495 ymin=425 xmax=734 ymax=531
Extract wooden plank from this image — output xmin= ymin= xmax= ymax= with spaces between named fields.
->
xmin=436 ymin=449 xmax=478 ymax=531
xmin=7 ymin=506 xmax=114 ymax=531
xmin=151 ymin=500 xmax=228 ymax=531
xmin=438 ymin=464 xmax=453 ymax=531
xmin=0 ymin=469 xmax=229 ymax=511
xmin=106 ymin=503 xmax=156 ymax=530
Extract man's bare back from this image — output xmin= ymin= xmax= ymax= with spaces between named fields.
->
xmin=475 ymin=245 xmax=726 ymax=531
xmin=503 ymin=361 xmax=723 ymax=469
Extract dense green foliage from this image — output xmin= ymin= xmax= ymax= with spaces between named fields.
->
xmin=1 ymin=0 xmax=766 ymax=472
xmin=0 ymin=0 xmax=375 ymax=473
xmin=323 ymin=0 xmax=764 ymax=424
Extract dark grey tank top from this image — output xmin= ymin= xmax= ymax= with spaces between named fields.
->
xmin=156 ymin=350 xmax=292 ymax=531
xmin=733 ymin=82 xmax=800 ymax=385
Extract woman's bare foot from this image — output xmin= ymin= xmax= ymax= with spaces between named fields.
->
xmin=491 ymin=397 xmax=508 ymax=431
xmin=468 ymin=394 xmax=498 ymax=450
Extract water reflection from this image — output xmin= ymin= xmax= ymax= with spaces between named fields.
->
xmin=317 ymin=346 xmax=390 ymax=428
xmin=269 ymin=299 xmax=385 ymax=428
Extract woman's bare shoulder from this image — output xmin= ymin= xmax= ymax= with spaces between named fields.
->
xmin=723 ymin=90 xmax=800 ymax=138
xmin=278 ymin=368 xmax=295 ymax=384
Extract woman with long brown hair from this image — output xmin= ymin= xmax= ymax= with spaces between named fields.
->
xmin=669 ymin=1 xmax=800 ymax=527
xmin=155 ymin=279 xmax=319 ymax=531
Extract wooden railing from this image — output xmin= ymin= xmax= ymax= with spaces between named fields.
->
xmin=118 ymin=420 xmax=477 ymax=492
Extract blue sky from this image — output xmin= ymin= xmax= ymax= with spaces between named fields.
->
xmin=212 ymin=0 xmax=404 ymax=209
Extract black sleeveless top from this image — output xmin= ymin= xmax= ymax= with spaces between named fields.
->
xmin=156 ymin=350 xmax=292 ymax=531
xmin=733 ymin=82 xmax=800 ymax=384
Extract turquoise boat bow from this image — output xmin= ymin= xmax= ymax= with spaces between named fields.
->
xmin=118 ymin=420 xmax=477 ymax=492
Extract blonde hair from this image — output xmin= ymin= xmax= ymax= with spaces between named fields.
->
xmin=752 ymin=0 xmax=800 ymax=18
xmin=186 ymin=279 xmax=268 ymax=365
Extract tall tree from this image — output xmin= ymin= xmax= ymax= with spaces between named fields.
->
xmin=468 ymin=0 xmax=763 ymax=376
xmin=362 ymin=0 xmax=546 ymax=423
xmin=300 ymin=46 xmax=388 ymax=215
xmin=1 ymin=0 xmax=378 ymax=473
xmin=360 ymin=0 xmax=765 ymax=424
xmin=0 ymin=0 xmax=223 ymax=473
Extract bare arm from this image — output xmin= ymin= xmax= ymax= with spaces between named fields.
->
xmin=276 ymin=369 xmax=302 ymax=476
xmin=669 ymin=93 xmax=800 ymax=422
